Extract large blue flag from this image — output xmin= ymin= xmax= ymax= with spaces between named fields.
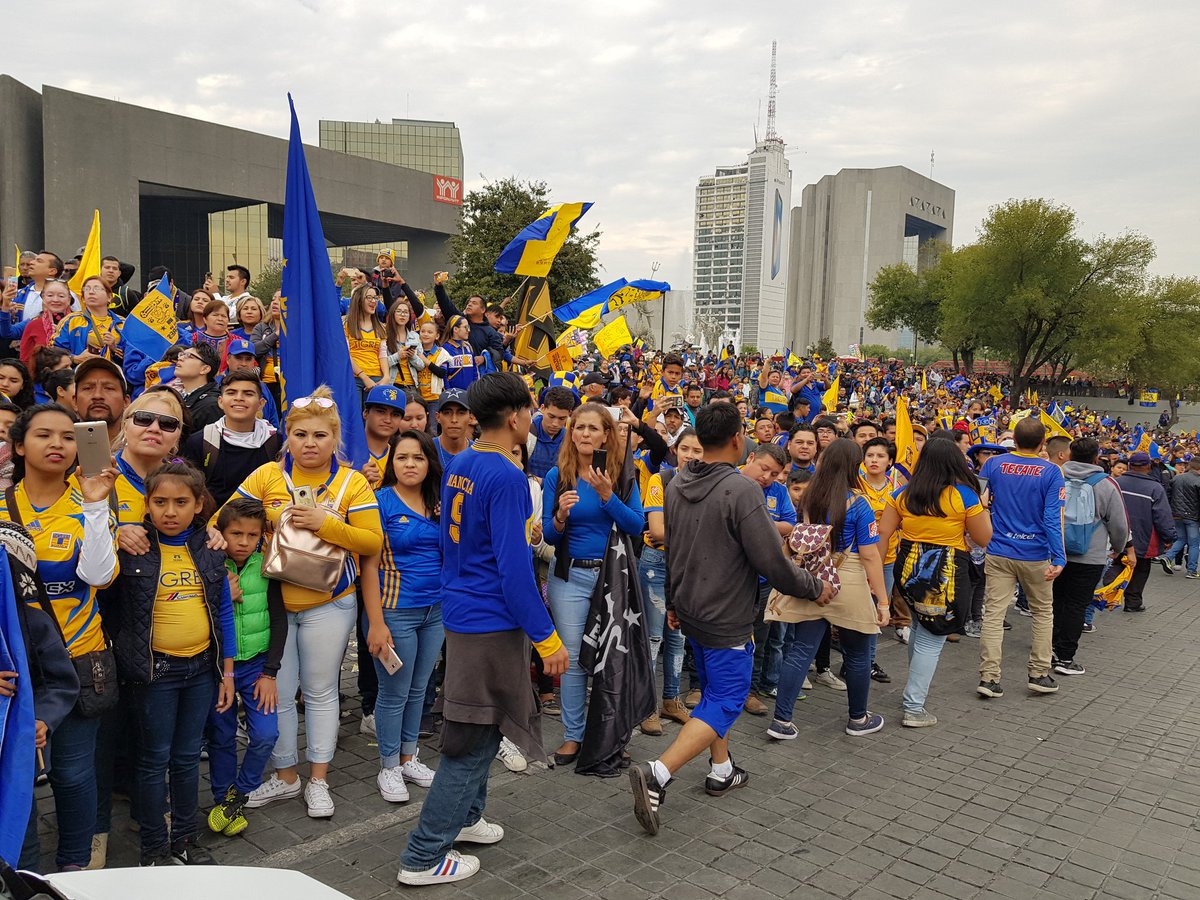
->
xmin=122 ymin=274 xmax=180 ymax=394
xmin=552 ymin=278 xmax=671 ymax=330
xmin=0 ymin=556 xmax=35 ymax=863
xmin=280 ymin=95 xmax=368 ymax=467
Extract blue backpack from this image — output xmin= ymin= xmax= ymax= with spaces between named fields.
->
xmin=1063 ymin=472 xmax=1108 ymax=556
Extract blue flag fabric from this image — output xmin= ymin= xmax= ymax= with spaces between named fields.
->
xmin=280 ymin=95 xmax=368 ymax=467
xmin=122 ymin=274 xmax=180 ymax=395
xmin=0 ymin=555 xmax=35 ymax=863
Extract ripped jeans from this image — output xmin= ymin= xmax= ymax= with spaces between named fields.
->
xmin=638 ymin=545 xmax=684 ymax=700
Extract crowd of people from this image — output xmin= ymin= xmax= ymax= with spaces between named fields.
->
xmin=0 ymin=247 xmax=1190 ymax=887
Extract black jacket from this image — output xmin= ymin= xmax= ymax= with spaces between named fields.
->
xmin=16 ymin=602 xmax=79 ymax=735
xmin=184 ymin=381 xmax=222 ymax=432
xmin=434 ymin=284 xmax=510 ymax=368
xmin=1170 ymin=470 xmax=1200 ymax=522
xmin=1115 ymin=471 xmax=1177 ymax=557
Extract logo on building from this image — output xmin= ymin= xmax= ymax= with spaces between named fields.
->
xmin=909 ymin=196 xmax=946 ymax=220
xmin=434 ymin=176 xmax=463 ymax=206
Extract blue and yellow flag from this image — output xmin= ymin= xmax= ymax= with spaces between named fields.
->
xmin=553 ymin=278 xmax=670 ymax=330
xmin=719 ymin=345 xmax=732 ymax=363
xmin=122 ymin=274 xmax=179 ymax=393
xmin=787 ymin=348 xmax=801 ymax=368
xmin=280 ymin=95 xmax=368 ymax=466
xmin=1093 ymin=563 xmax=1132 ymax=610
xmin=495 ymin=202 xmax=593 ymax=278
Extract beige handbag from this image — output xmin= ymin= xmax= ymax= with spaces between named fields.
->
xmin=262 ymin=468 xmax=352 ymax=592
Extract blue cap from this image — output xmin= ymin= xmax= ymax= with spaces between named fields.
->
xmin=227 ymin=338 xmax=255 ymax=357
xmin=365 ymin=384 xmax=407 ymax=411
xmin=438 ymin=388 xmax=470 ymax=410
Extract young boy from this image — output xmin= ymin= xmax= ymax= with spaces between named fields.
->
xmin=206 ymin=498 xmax=287 ymax=836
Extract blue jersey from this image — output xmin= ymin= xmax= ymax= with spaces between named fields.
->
xmin=376 ymin=488 xmax=442 ymax=610
xmin=979 ymin=451 xmax=1066 ymax=566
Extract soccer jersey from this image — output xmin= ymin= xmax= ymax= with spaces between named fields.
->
xmin=345 ymin=321 xmax=383 ymax=378
xmin=113 ymin=451 xmax=148 ymax=526
xmin=886 ymin=484 xmax=984 ymax=554
xmin=760 ymin=384 xmax=789 ymax=415
xmin=643 ymin=471 xmax=666 ymax=548
xmin=642 ymin=377 xmax=684 ymax=423
xmin=151 ymin=539 xmax=211 ymax=656
xmin=376 ymin=489 xmax=442 ymax=610
xmin=859 ymin=471 xmax=900 ymax=564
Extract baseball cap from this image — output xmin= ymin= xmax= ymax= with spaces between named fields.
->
xmin=74 ymin=356 xmax=128 ymax=393
xmin=581 ymin=372 xmax=608 ymax=387
xmin=1129 ymin=451 xmax=1151 ymax=466
xmin=227 ymin=338 xmax=256 ymax=358
xmin=365 ymin=385 xmax=407 ymax=411
xmin=438 ymin=388 xmax=469 ymax=410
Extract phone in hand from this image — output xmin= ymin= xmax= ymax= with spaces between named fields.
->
xmin=292 ymin=485 xmax=318 ymax=508
xmin=605 ymin=406 xmax=623 ymax=423
xmin=380 ymin=645 xmax=403 ymax=675
xmin=406 ymin=330 xmax=421 ymax=349
xmin=590 ymin=448 xmax=608 ymax=475
xmin=74 ymin=421 xmax=111 ymax=478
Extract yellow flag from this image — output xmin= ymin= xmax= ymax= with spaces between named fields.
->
xmin=894 ymin=396 xmax=918 ymax=479
xmin=921 ymin=371 xmax=927 ymax=392
xmin=1039 ymin=409 xmax=1071 ymax=439
xmin=541 ymin=344 xmax=575 ymax=371
xmin=822 ymin=374 xmax=840 ymax=413
xmin=68 ymin=209 xmax=101 ymax=297
xmin=593 ymin=315 xmax=633 ymax=359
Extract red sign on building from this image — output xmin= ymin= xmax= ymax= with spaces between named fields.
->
xmin=433 ymin=175 xmax=463 ymax=206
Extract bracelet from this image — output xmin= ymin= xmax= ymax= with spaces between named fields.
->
xmin=260 ymin=674 xmax=276 ymax=680
xmin=222 ymin=672 xmax=234 ymax=678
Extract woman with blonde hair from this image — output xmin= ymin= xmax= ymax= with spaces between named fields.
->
xmin=229 ymin=385 xmax=383 ymax=818
xmin=542 ymin=403 xmax=644 ymax=765
xmin=232 ymin=295 xmax=267 ymax=341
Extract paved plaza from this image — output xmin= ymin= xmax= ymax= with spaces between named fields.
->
xmin=29 ymin=570 xmax=1200 ymax=899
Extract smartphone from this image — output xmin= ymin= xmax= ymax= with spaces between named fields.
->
xmin=977 ymin=476 xmax=989 ymax=499
xmin=380 ymin=645 xmax=404 ymax=675
xmin=406 ymin=330 xmax=421 ymax=348
xmin=74 ymin=422 xmax=111 ymax=478
xmin=591 ymin=448 xmax=608 ymax=474
xmin=605 ymin=405 xmax=623 ymax=423
xmin=292 ymin=485 xmax=318 ymax=508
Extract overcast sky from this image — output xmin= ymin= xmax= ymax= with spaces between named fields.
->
xmin=9 ymin=1 xmax=1198 ymax=293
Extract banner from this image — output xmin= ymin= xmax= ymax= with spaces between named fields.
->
xmin=593 ymin=315 xmax=634 ymax=359
xmin=122 ymin=274 xmax=180 ymax=391
xmin=894 ymin=396 xmax=918 ymax=479
xmin=1139 ymin=390 xmax=1159 ymax=408
xmin=511 ymin=277 xmax=555 ymax=367
xmin=542 ymin=344 xmax=575 ymax=372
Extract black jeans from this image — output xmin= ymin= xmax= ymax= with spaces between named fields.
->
xmin=356 ymin=588 xmax=378 ymax=716
xmin=1052 ymin=562 xmax=1104 ymax=662
xmin=968 ymin=560 xmax=986 ymax=621
xmin=1124 ymin=557 xmax=1152 ymax=610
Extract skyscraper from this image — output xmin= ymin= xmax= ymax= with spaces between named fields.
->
xmin=318 ymin=118 xmax=463 ymax=179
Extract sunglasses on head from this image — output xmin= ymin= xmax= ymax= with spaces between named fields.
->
xmin=292 ymin=396 xmax=335 ymax=410
xmin=130 ymin=410 xmax=181 ymax=433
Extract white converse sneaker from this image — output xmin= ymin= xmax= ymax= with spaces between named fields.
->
xmin=359 ymin=713 xmax=376 ymax=737
xmin=377 ymin=766 xmax=409 ymax=803
xmin=496 ymin=737 xmax=528 ymax=773
xmin=455 ymin=817 xmax=504 ymax=844
xmin=397 ymin=849 xmax=480 ymax=886
xmin=244 ymin=773 xmax=302 ymax=809
xmin=304 ymin=777 xmax=335 ymax=818
xmin=400 ymin=753 xmax=435 ymax=788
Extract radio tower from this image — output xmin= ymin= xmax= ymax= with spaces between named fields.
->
xmin=764 ymin=40 xmax=783 ymax=147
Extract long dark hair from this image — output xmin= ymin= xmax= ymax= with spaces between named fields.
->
xmin=9 ymin=403 xmax=78 ymax=484
xmin=903 ymin=434 xmax=980 ymax=518
xmin=802 ymin=438 xmax=862 ymax=552
xmin=0 ymin=360 xmax=36 ymax=409
xmin=381 ymin=429 xmax=441 ymax=520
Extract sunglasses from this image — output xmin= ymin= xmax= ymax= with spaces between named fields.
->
xmin=130 ymin=410 xmax=181 ymax=433
xmin=292 ymin=396 xmax=335 ymax=410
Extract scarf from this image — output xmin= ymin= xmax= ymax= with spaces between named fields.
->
xmin=215 ymin=416 xmax=277 ymax=450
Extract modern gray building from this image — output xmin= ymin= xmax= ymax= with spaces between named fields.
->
xmin=0 ymin=77 xmax=459 ymax=292
xmin=785 ymin=166 xmax=954 ymax=355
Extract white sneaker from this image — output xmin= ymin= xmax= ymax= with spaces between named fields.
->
xmin=377 ymin=766 xmax=410 ymax=803
xmin=896 ymin=626 xmax=911 ymax=645
xmin=802 ymin=677 xmax=812 ymax=690
xmin=304 ymin=777 xmax=335 ymax=818
xmin=813 ymin=669 xmax=848 ymax=691
xmin=397 ymin=849 xmax=480 ymax=886
xmin=401 ymin=753 xmax=435 ymax=788
xmin=496 ymin=737 xmax=528 ymax=773
xmin=244 ymin=773 xmax=302 ymax=809
xmin=455 ymin=817 xmax=505 ymax=844
xmin=359 ymin=713 xmax=376 ymax=737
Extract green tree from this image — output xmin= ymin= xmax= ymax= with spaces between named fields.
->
xmin=807 ymin=336 xmax=836 ymax=359
xmin=865 ymin=242 xmax=947 ymax=345
xmin=859 ymin=343 xmax=892 ymax=360
xmin=249 ymin=260 xmax=282 ymax=305
xmin=445 ymin=177 xmax=602 ymax=320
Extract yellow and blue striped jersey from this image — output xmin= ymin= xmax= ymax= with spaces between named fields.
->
xmin=376 ymin=488 xmax=441 ymax=610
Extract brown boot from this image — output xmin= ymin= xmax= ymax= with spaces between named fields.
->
xmin=639 ymin=712 xmax=664 ymax=735
xmin=661 ymin=697 xmax=691 ymax=724
xmin=743 ymin=694 xmax=767 ymax=716
xmin=684 ymin=688 xmax=702 ymax=709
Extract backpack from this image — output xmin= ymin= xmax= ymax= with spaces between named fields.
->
xmin=201 ymin=422 xmax=283 ymax=476
xmin=1063 ymin=471 xmax=1108 ymax=556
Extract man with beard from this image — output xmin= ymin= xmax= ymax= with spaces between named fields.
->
xmin=73 ymin=357 xmax=129 ymax=444
xmin=787 ymin=423 xmax=819 ymax=475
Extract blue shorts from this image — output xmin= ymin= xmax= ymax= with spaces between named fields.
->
xmin=689 ymin=638 xmax=754 ymax=738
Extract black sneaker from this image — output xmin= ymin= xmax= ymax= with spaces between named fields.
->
xmin=977 ymin=680 xmax=1003 ymax=698
xmin=1002 ymin=619 xmax=1012 ymax=631
xmin=629 ymin=763 xmax=669 ymax=836
xmin=1125 ymin=605 xmax=1146 ymax=613
xmin=1052 ymin=659 xmax=1085 ymax=676
xmin=139 ymin=848 xmax=173 ymax=867
xmin=870 ymin=662 xmax=891 ymax=684
xmin=1159 ymin=557 xmax=1174 ymax=575
xmin=1028 ymin=674 xmax=1059 ymax=694
xmin=1081 ymin=622 xmax=1095 ymax=633
xmin=704 ymin=756 xmax=749 ymax=797
xmin=171 ymin=837 xmax=216 ymax=865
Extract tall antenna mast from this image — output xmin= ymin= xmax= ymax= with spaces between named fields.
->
xmin=765 ymin=41 xmax=783 ymax=146
xmin=930 ymin=149 xmax=935 ymax=179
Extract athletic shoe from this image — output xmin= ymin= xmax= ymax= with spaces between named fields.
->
xmin=704 ymin=759 xmax=749 ymax=797
xmin=541 ymin=696 xmax=561 ymax=716
xmin=767 ymin=719 xmax=799 ymax=741
xmin=802 ymin=676 xmax=812 ymax=690
xmin=1160 ymin=557 xmax=1175 ymax=575
xmin=757 ymin=686 xmax=778 ymax=699
xmin=378 ymin=766 xmax=410 ymax=803
xmin=813 ymin=668 xmax=847 ymax=691
xmin=397 ymin=850 xmax=480 ymax=886
xmin=418 ymin=715 xmax=436 ymax=737
xmin=199 ymin=739 xmax=208 ymax=761
xmin=139 ymin=848 xmax=173 ymax=867
xmin=870 ymin=662 xmax=891 ymax=684
xmin=684 ymin=688 xmax=702 ymax=708
xmin=244 ymin=773 xmax=302 ymax=809
xmin=629 ymin=763 xmax=668 ymax=836
xmin=401 ymin=754 xmax=436 ymax=787
xmin=743 ymin=694 xmax=767 ymax=716
xmin=1028 ymin=674 xmax=1059 ymax=694
xmin=1052 ymin=659 xmax=1085 ymax=676
xmin=170 ymin=837 xmax=215 ymax=865
xmin=496 ymin=738 xmax=528 ymax=773
xmin=1002 ymin=619 xmax=1013 ymax=630
xmin=1016 ymin=605 xmax=1033 ymax=617
xmin=1125 ymin=605 xmax=1146 ymax=613
xmin=895 ymin=626 xmax=910 ymax=644
xmin=86 ymin=832 xmax=108 ymax=870
xmin=639 ymin=712 xmax=664 ymax=736
xmin=455 ymin=817 xmax=505 ymax=844
xmin=207 ymin=788 xmax=249 ymax=836
xmin=305 ymin=777 xmax=336 ymax=818
xmin=977 ymin=680 xmax=1003 ymax=699
xmin=845 ymin=712 xmax=885 ymax=736
xmin=661 ymin=697 xmax=690 ymax=724
xmin=963 ymin=620 xmax=982 ymax=639
xmin=1187 ymin=572 xmax=1200 ymax=579
xmin=359 ymin=713 xmax=376 ymax=737
xmin=1082 ymin=622 xmax=1096 ymax=633
xmin=902 ymin=709 xmax=938 ymax=728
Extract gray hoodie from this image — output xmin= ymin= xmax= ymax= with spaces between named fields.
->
xmin=1063 ymin=460 xmax=1130 ymax=565
xmin=665 ymin=461 xmax=821 ymax=647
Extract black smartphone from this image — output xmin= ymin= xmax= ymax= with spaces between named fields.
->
xmin=591 ymin=449 xmax=608 ymax=475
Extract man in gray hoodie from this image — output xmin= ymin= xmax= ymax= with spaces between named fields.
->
xmin=629 ymin=403 xmax=832 ymax=836
xmin=1053 ymin=437 xmax=1132 ymax=675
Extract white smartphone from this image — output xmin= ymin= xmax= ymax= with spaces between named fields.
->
xmin=292 ymin=485 xmax=318 ymax=508
xmin=74 ymin=421 xmax=111 ymax=478
xmin=605 ymin=405 xmax=623 ymax=422
xmin=380 ymin=645 xmax=403 ymax=675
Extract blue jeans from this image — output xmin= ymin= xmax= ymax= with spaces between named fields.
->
xmin=775 ymin=620 xmax=873 ymax=721
xmin=1169 ymin=519 xmax=1200 ymax=574
xmin=206 ymin=653 xmax=279 ymax=800
xmin=133 ymin=651 xmax=216 ymax=856
xmin=400 ymin=723 xmax=501 ymax=871
xmin=548 ymin=565 xmax=599 ymax=743
xmin=371 ymin=603 xmax=444 ymax=765
xmin=902 ymin=620 xmax=948 ymax=713
xmin=45 ymin=707 xmax=101 ymax=869
xmin=638 ymin=547 xmax=684 ymax=699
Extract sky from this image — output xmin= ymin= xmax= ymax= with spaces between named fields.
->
xmin=8 ymin=0 xmax=1199 ymax=292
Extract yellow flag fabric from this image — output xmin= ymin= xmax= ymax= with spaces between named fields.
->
xmin=921 ymin=371 xmax=927 ymax=392
xmin=822 ymin=375 xmax=840 ymax=414
xmin=68 ymin=209 xmax=101 ymax=297
xmin=511 ymin=278 xmax=555 ymax=365
xmin=1039 ymin=408 xmax=1071 ymax=439
xmin=494 ymin=202 xmax=592 ymax=278
xmin=542 ymin=344 xmax=575 ymax=371
xmin=787 ymin=350 xmax=801 ymax=368
xmin=894 ymin=396 xmax=918 ymax=479
xmin=606 ymin=283 xmax=666 ymax=314
xmin=1031 ymin=390 xmax=1039 ymax=406
xmin=593 ymin=315 xmax=633 ymax=359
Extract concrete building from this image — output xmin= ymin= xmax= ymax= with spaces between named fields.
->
xmin=693 ymin=165 xmax=748 ymax=333
xmin=785 ymin=165 xmax=954 ymax=355
xmin=0 ymin=77 xmax=459 ymax=293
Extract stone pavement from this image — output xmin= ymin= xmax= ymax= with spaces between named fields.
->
xmin=29 ymin=569 xmax=1200 ymax=898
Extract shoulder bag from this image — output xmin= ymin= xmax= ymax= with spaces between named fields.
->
xmin=262 ymin=467 xmax=352 ymax=593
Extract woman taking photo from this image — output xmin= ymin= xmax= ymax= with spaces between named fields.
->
xmin=542 ymin=404 xmax=644 ymax=765
xmin=233 ymin=386 xmax=383 ymax=818
xmin=0 ymin=403 xmax=119 ymax=871
xmin=380 ymin=296 xmax=428 ymax=391
xmin=362 ymin=430 xmax=444 ymax=803
xmin=768 ymin=439 xmax=891 ymax=740
xmin=879 ymin=436 xmax=991 ymax=727
xmin=0 ymin=276 xmax=73 ymax=367
xmin=344 ymin=284 xmax=385 ymax=403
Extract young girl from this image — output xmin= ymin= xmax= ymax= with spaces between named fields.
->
xmin=0 ymin=359 xmax=35 ymax=409
xmin=380 ymin=296 xmax=428 ymax=390
xmin=176 ymin=291 xmax=210 ymax=345
xmin=415 ymin=320 xmax=443 ymax=404
xmin=434 ymin=315 xmax=478 ymax=392
xmin=111 ymin=461 xmax=236 ymax=867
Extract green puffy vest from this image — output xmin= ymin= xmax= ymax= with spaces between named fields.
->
xmin=228 ymin=552 xmax=271 ymax=661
